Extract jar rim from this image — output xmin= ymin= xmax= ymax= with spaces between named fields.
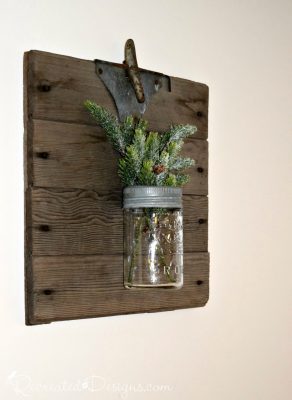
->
xmin=123 ymin=186 xmax=182 ymax=209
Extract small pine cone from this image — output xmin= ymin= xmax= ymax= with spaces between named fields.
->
xmin=153 ymin=164 xmax=165 ymax=175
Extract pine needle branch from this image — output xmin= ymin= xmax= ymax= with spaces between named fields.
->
xmin=169 ymin=157 xmax=195 ymax=171
xmin=84 ymin=100 xmax=126 ymax=155
xmin=159 ymin=124 xmax=197 ymax=153
xmin=84 ymin=101 xmax=197 ymax=188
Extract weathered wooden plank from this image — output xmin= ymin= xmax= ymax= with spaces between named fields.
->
xmin=31 ymin=188 xmax=208 ymax=255
xmin=24 ymin=50 xmax=209 ymax=324
xmin=28 ymin=50 xmax=208 ymax=138
xmin=29 ymin=253 xmax=209 ymax=324
xmin=32 ymin=119 xmax=208 ymax=195
xmin=24 ymin=52 xmax=35 ymax=325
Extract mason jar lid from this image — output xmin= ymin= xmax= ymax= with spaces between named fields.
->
xmin=123 ymin=186 xmax=182 ymax=209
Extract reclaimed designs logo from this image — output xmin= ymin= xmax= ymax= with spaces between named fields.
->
xmin=7 ymin=371 xmax=173 ymax=398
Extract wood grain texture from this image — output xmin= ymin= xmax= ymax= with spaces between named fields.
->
xmin=24 ymin=50 xmax=209 ymax=324
xmin=31 ymin=188 xmax=207 ymax=255
xmin=30 ymin=253 xmax=209 ymax=324
xmin=32 ymin=119 xmax=208 ymax=195
xmin=28 ymin=50 xmax=208 ymax=138
xmin=24 ymin=52 xmax=34 ymax=325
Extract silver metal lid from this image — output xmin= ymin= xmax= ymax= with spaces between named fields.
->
xmin=123 ymin=186 xmax=182 ymax=209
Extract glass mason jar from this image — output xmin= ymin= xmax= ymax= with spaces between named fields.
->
xmin=123 ymin=186 xmax=183 ymax=289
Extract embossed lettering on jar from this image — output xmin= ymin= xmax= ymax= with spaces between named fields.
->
xmin=123 ymin=186 xmax=183 ymax=289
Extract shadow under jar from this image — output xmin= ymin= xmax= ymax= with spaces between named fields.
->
xmin=123 ymin=186 xmax=183 ymax=289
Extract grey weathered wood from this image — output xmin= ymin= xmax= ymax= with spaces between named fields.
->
xmin=24 ymin=50 xmax=209 ymax=324
xmin=31 ymin=187 xmax=208 ymax=255
xmin=24 ymin=52 xmax=35 ymax=325
xmin=30 ymin=253 xmax=209 ymax=324
xmin=32 ymin=119 xmax=208 ymax=195
xmin=27 ymin=50 xmax=208 ymax=138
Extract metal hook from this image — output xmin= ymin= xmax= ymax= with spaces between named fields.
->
xmin=124 ymin=39 xmax=145 ymax=103
xmin=94 ymin=39 xmax=170 ymax=120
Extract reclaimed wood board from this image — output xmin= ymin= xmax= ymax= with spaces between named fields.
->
xmin=24 ymin=50 xmax=209 ymax=325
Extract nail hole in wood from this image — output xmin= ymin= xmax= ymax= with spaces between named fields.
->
xmin=98 ymin=68 xmax=103 ymax=74
xmin=198 ymin=218 xmax=206 ymax=224
xmin=38 ymin=83 xmax=51 ymax=92
xmin=196 ymin=280 xmax=204 ymax=286
xmin=196 ymin=111 xmax=203 ymax=117
xmin=36 ymin=151 xmax=49 ymax=159
xmin=197 ymin=167 xmax=204 ymax=173
xmin=43 ymin=289 xmax=53 ymax=295
xmin=39 ymin=224 xmax=50 ymax=232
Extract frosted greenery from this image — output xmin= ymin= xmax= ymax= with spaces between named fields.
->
xmin=84 ymin=100 xmax=197 ymax=187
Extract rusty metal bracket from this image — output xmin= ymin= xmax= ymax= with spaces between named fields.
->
xmin=95 ymin=39 xmax=170 ymax=121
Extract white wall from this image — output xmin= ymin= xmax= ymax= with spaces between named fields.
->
xmin=0 ymin=0 xmax=291 ymax=399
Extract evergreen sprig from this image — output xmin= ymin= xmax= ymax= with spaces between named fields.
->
xmin=84 ymin=101 xmax=127 ymax=154
xmin=84 ymin=101 xmax=197 ymax=187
